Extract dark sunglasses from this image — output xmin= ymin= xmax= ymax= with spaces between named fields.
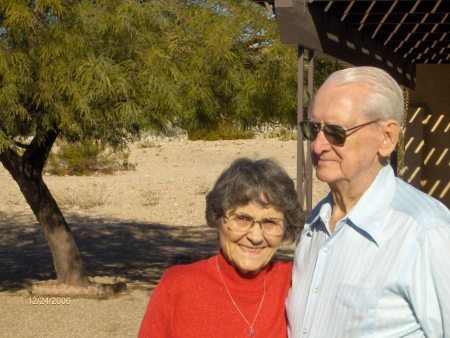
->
xmin=299 ymin=119 xmax=379 ymax=145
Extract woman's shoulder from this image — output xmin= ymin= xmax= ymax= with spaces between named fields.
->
xmin=267 ymin=260 xmax=293 ymax=292
xmin=270 ymin=260 xmax=293 ymax=275
xmin=159 ymin=255 xmax=215 ymax=286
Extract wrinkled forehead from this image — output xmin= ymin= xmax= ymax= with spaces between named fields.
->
xmin=311 ymin=83 xmax=371 ymax=121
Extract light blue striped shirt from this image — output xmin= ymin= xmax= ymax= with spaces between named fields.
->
xmin=287 ymin=165 xmax=450 ymax=338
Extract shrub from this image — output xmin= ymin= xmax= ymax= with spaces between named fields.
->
xmin=262 ymin=127 xmax=297 ymax=141
xmin=187 ymin=123 xmax=255 ymax=141
xmin=138 ymin=140 xmax=161 ymax=149
xmin=45 ymin=141 xmax=136 ymax=176
xmin=140 ymin=190 xmax=160 ymax=207
xmin=53 ymin=184 xmax=107 ymax=209
xmin=195 ymin=183 xmax=210 ymax=195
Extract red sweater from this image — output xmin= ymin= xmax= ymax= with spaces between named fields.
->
xmin=138 ymin=252 xmax=292 ymax=338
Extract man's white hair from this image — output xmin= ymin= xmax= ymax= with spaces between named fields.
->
xmin=320 ymin=66 xmax=404 ymax=126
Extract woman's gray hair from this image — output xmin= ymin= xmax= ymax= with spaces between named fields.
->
xmin=206 ymin=157 xmax=304 ymax=242
xmin=320 ymin=66 xmax=404 ymax=126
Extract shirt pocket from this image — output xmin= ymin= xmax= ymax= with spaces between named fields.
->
xmin=335 ymin=283 xmax=378 ymax=310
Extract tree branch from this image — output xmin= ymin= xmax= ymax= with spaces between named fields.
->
xmin=0 ymin=148 xmax=22 ymax=182
xmin=14 ymin=141 xmax=29 ymax=149
xmin=22 ymin=129 xmax=59 ymax=175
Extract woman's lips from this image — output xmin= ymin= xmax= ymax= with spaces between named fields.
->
xmin=238 ymin=245 xmax=266 ymax=254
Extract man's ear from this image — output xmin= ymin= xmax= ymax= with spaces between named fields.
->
xmin=378 ymin=119 xmax=400 ymax=158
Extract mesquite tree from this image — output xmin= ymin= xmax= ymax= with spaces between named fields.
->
xmin=0 ymin=0 xmax=163 ymax=286
xmin=0 ymin=0 xmax=325 ymax=286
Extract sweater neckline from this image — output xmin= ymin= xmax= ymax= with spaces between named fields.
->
xmin=214 ymin=251 xmax=270 ymax=291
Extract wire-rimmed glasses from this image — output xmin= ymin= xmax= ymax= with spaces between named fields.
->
xmin=223 ymin=214 xmax=286 ymax=237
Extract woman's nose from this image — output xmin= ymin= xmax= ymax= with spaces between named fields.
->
xmin=246 ymin=222 xmax=265 ymax=243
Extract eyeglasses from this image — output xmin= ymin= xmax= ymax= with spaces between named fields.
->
xmin=223 ymin=214 xmax=286 ymax=237
xmin=299 ymin=119 xmax=379 ymax=146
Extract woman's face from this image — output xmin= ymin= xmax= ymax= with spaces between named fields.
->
xmin=219 ymin=202 xmax=285 ymax=275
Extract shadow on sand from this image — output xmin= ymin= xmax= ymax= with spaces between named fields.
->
xmin=0 ymin=212 xmax=295 ymax=293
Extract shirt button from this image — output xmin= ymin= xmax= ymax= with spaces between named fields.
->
xmin=313 ymin=287 xmax=320 ymax=294
xmin=323 ymin=246 xmax=329 ymax=253
xmin=302 ymin=328 xmax=309 ymax=335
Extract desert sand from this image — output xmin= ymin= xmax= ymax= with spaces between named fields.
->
xmin=0 ymin=134 xmax=329 ymax=338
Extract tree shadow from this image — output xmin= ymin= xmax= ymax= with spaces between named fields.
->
xmin=0 ymin=212 xmax=295 ymax=293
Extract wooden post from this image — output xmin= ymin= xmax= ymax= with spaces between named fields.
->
xmin=306 ymin=49 xmax=315 ymax=212
xmin=297 ymin=46 xmax=305 ymax=211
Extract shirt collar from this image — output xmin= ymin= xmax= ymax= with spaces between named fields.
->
xmin=345 ymin=164 xmax=396 ymax=246
xmin=304 ymin=193 xmax=333 ymax=236
xmin=304 ymin=165 xmax=396 ymax=246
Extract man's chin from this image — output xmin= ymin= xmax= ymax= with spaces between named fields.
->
xmin=315 ymin=170 xmax=337 ymax=184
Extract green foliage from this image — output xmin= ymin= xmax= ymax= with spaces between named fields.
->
xmin=0 ymin=0 xmax=340 ymax=148
xmin=188 ymin=123 xmax=255 ymax=141
xmin=45 ymin=140 xmax=135 ymax=176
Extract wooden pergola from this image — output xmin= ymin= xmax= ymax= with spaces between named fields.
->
xmin=255 ymin=0 xmax=450 ymax=211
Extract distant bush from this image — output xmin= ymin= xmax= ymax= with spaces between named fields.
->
xmin=195 ymin=183 xmax=210 ymax=195
xmin=45 ymin=141 xmax=136 ymax=176
xmin=138 ymin=140 xmax=161 ymax=149
xmin=276 ymin=128 xmax=297 ymax=141
xmin=260 ymin=127 xmax=297 ymax=141
xmin=53 ymin=184 xmax=107 ymax=209
xmin=187 ymin=124 xmax=255 ymax=141
xmin=140 ymin=190 xmax=160 ymax=207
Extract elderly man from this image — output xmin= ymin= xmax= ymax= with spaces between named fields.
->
xmin=287 ymin=66 xmax=450 ymax=337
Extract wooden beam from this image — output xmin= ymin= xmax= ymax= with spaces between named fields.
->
xmin=275 ymin=0 xmax=416 ymax=89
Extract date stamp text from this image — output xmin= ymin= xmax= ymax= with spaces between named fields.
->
xmin=28 ymin=297 xmax=71 ymax=305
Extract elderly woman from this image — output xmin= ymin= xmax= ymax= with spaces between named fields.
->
xmin=138 ymin=158 xmax=303 ymax=338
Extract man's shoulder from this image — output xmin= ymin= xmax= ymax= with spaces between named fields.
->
xmin=392 ymin=177 xmax=450 ymax=225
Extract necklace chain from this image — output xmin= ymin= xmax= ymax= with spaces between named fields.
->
xmin=216 ymin=257 xmax=266 ymax=337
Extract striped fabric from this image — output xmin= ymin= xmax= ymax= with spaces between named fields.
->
xmin=287 ymin=165 xmax=450 ymax=338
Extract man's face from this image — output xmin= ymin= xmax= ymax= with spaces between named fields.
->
xmin=310 ymin=83 xmax=385 ymax=188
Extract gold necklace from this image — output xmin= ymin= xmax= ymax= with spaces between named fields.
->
xmin=216 ymin=257 xmax=266 ymax=337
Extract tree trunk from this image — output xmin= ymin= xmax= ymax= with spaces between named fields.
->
xmin=0 ymin=131 xmax=90 ymax=287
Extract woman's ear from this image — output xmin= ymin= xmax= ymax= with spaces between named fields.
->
xmin=378 ymin=119 xmax=401 ymax=158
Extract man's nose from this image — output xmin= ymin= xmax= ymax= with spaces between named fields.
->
xmin=311 ymin=129 xmax=331 ymax=153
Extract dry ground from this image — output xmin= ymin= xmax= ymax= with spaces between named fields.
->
xmin=0 ymin=135 xmax=329 ymax=338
